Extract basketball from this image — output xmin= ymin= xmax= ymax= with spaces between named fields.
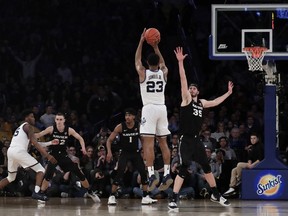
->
xmin=144 ymin=28 xmax=161 ymax=45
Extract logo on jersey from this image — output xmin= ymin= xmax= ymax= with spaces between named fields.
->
xmin=141 ymin=117 xmax=146 ymax=126
xmin=256 ymin=174 xmax=282 ymax=196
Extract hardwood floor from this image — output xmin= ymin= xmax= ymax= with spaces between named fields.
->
xmin=0 ymin=197 xmax=287 ymax=216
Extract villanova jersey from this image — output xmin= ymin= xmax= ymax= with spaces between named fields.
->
xmin=49 ymin=125 xmax=69 ymax=154
xmin=119 ymin=121 xmax=140 ymax=153
xmin=140 ymin=69 xmax=166 ymax=105
xmin=179 ymin=99 xmax=204 ymax=136
xmin=10 ymin=122 xmax=30 ymax=151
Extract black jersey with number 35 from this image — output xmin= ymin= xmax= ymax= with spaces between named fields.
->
xmin=119 ymin=121 xmax=140 ymax=153
xmin=179 ymin=99 xmax=204 ymax=136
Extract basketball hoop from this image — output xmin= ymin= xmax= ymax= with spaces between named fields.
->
xmin=243 ymin=46 xmax=268 ymax=71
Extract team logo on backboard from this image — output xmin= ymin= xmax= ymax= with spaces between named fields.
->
xmin=218 ymin=44 xmax=228 ymax=49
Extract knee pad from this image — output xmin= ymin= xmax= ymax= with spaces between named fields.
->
xmin=6 ymin=172 xmax=17 ymax=182
xmin=30 ymin=163 xmax=45 ymax=173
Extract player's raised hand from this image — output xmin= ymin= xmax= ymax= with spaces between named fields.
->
xmin=174 ymin=47 xmax=188 ymax=62
xmin=228 ymin=81 xmax=234 ymax=94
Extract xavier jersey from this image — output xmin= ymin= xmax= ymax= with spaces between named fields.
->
xmin=179 ymin=99 xmax=204 ymax=136
xmin=10 ymin=122 xmax=30 ymax=151
xmin=49 ymin=125 xmax=69 ymax=154
xmin=119 ymin=121 xmax=140 ymax=153
xmin=140 ymin=69 xmax=166 ymax=105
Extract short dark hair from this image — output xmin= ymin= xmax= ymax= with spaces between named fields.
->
xmin=189 ymin=83 xmax=199 ymax=90
xmin=56 ymin=112 xmax=66 ymax=118
xmin=147 ymin=53 xmax=159 ymax=66
xmin=124 ymin=108 xmax=136 ymax=116
xmin=21 ymin=109 xmax=33 ymax=120
xmin=250 ymin=132 xmax=259 ymax=138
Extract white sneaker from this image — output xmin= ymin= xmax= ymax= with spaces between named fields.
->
xmin=108 ymin=195 xmax=117 ymax=205
xmin=61 ymin=192 xmax=69 ymax=198
xmin=168 ymin=201 xmax=178 ymax=210
xmin=141 ymin=195 xmax=157 ymax=204
xmin=210 ymin=194 xmax=231 ymax=207
xmin=223 ymin=187 xmax=235 ymax=195
xmin=87 ymin=191 xmax=101 ymax=203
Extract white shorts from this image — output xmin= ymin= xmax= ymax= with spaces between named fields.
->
xmin=140 ymin=104 xmax=170 ymax=136
xmin=7 ymin=147 xmax=39 ymax=173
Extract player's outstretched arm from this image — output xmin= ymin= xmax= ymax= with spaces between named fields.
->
xmin=201 ymin=81 xmax=234 ymax=108
xmin=25 ymin=124 xmax=57 ymax=164
xmin=135 ymin=29 xmax=146 ymax=81
xmin=174 ymin=47 xmax=190 ymax=106
xmin=69 ymin=127 xmax=87 ymax=155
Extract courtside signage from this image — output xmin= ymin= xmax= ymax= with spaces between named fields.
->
xmin=256 ymin=174 xmax=282 ymax=196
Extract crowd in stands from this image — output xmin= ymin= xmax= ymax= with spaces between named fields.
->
xmin=0 ymin=0 xmax=288 ymax=200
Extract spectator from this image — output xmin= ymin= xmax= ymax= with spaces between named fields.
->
xmin=223 ymin=133 xmax=264 ymax=197
xmin=40 ymin=105 xmax=56 ymax=129
xmin=211 ymin=121 xmax=229 ymax=142
xmin=200 ymin=129 xmax=217 ymax=151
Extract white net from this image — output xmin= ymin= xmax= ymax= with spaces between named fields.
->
xmin=243 ymin=47 xmax=268 ymax=71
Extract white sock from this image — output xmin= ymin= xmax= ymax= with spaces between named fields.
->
xmin=164 ymin=164 xmax=170 ymax=176
xmin=148 ymin=166 xmax=155 ymax=177
xmin=35 ymin=185 xmax=40 ymax=193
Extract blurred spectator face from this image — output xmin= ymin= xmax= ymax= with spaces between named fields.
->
xmin=205 ymin=148 xmax=212 ymax=158
xmin=171 ymin=135 xmax=179 ymax=145
xmin=171 ymin=148 xmax=178 ymax=158
xmin=217 ymin=122 xmax=225 ymax=132
xmin=46 ymin=105 xmax=53 ymax=114
xmin=2 ymin=146 xmax=8 ymax=156
xmin=201 ymin=123 xmax=208 ymax=131
xmin=3 ymin=140 xmax=10 ymax=147
xmin=68 ymin=147 xmax=76 ymax=156
xmin=230 ymin=128 xmax=240 ymax=139
xmin=99 ymin=127 xmax=109 ymax=137
xmin=247 ymin=116 xmax=254 ymax=126
xmin=219 ymin=137 xmax=228 ymax=148
xmin=203 ymin=130 xmax=211 ymax=140
xmin=216 ymin=150 xmax=224 ymax=163
xmin=250 ymin=135 xmax=259 ymax=145
xmin=97 ymin=145 xmax=106 ymax=156
xmin=239 ymin=124 xmax=246 ymax=134
xmin=86 ymin=146 xmax=94 ymax=158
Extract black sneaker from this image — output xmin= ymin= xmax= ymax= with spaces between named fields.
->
xmin=158 ymin=174 xmax=173 ymax=191
xmin=168 ymin=197 xmax=178 ymax=210
xmin=32 ymin=191 xmax=49 ymax=202
xmin=148 ymin=174 xmax=159 ymax=192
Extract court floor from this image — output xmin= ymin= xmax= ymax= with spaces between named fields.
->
xmin=0 ymin=197 xmax=287 ymax=216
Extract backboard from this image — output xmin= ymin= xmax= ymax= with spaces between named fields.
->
xmin=210 ymin=4 xmax=288 ymax=60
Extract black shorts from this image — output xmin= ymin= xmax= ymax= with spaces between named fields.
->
xmin=179 ymin=135 xmax=210 ymax=172
xmin=114 ymin=151 xmax=147 ymax=184
xmin=45 ymin=152 xmax=85 ymax=181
